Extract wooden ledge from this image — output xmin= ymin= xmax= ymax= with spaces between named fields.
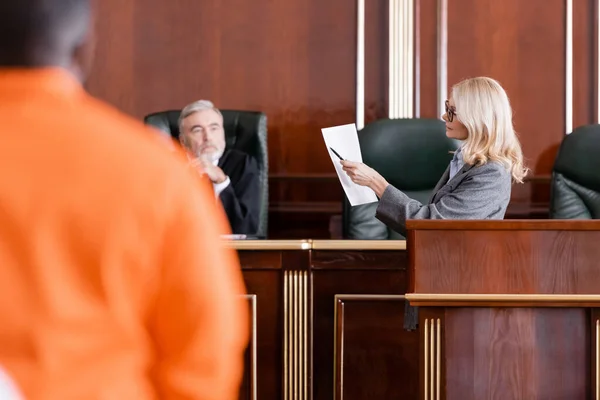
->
xmin=224 ymin=239 xmax=408 ymax=251
xmin=406 ymin=219 xmax=600 ymax=230
xmin=406 ymin=293 xmax=600 ymax=307
xmin=225 ymin=240 xmax=312 ymax=250
xmin=311 ymin=240 xmax=407 ymax=250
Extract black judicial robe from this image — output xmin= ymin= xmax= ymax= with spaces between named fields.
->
xmin=217 ymin=149 xmax=261 ymax=235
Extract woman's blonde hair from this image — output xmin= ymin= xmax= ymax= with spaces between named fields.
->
xmin=452 ymin=77 xmax=528 ymax=183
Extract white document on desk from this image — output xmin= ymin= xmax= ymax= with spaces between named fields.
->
xmin=321 ymin=123 xmax=378 ymax=206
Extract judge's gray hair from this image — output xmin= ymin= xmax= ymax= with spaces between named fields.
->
xmin=178 ymin=100 xmax=223 ymax=131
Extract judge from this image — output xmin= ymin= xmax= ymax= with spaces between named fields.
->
xmin=179 ymin=100 xmax=261 ymax=235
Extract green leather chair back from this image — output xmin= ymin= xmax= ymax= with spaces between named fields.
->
xmin=550 ymin=124 xmax=600 ymax=219
xmin=342 ymin=118 xmax=459 ymax=239
xmin=144 ymin=109 xmax=269 ymax=237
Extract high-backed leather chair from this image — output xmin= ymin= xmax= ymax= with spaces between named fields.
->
xmin=550 ymin=124 xmax=600 ymax=219
xmin=343 ymin=118 xmax=459 ymax=239
xmin=144 ymin=109 xmax=269 ymax=237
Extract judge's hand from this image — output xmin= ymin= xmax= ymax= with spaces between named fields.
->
xmin=189 ymin=157 xmax=227 ymax=184
xmin=340 ymin=160 xmax=389 ymax=198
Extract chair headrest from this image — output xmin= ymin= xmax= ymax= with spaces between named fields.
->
xmin=144 ymin=110 xmax=182 ymax=139
xmin=358 ymin=118 xmax=459 ymax=190
xmin=554 ymin=124 xmax=600 ymax=193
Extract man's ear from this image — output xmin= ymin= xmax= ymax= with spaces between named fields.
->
xmin=71 ymin=16 xmax=96 ymax=83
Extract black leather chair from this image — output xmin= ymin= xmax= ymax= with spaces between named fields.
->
xmin=550 ymin=124 xmax=600 ymax=219
xmin=342 ymin=118 xmax=459 ymax=239
xmin=144 ymin=109 xmax=269 ymax=237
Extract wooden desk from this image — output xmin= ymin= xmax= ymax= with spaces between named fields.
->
xmin=406 ymin=220 xmax=600 ymax=400
xmin=228 ymin=240 xmax=417 ymax=400
xmin=231 ymin=221 xmax=600 ymax=400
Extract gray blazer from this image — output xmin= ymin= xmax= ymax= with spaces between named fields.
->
xmin=375 ymin=161 xmax=512 ymax=236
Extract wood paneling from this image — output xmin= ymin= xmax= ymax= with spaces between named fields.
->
xmin=416 ymin=0 xmax=439 ymax=119
xmin=574 ymin=0 xmax=597 ymax=129
xmin=411 ymin=229 xmax=600 ymax=294
xmin=334 ymin=296 xmax=419 ymax=400
xmin=242 ymin=269 xmax=283 ymax=400
xmin=365 ymin=0 xmax=390 ymax=122
xmin=591 ymin=309 xmax=600 ymax=399
xmin=239 ymin=295 xmax=257 ymax=400
xmin=238 ymin=249 xmax=418 ymax=400
xmin=311 ymin=250 xmax=413 ymax=400
xmin=409 ymin=220 xmax=600 ymax=400
xmin=237 ymin=235 xmax=600 ymax=399
xmin=445 ymin=308 xmax=589 ymax=400
xmin=237 ymin=245 xmax=416 ymax=400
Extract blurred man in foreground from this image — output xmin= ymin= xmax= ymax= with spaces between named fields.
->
xmin=0 ymin=0 xmax=248 ymax=398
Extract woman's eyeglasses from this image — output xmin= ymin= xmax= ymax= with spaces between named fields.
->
xmin=445 ymin=100 xmax=456 ymax=122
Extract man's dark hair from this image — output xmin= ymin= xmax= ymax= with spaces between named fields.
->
xmin=0 ymin=0 xmax=91 ymax=67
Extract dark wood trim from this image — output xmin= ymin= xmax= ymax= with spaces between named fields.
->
xmin=268 ymin=173 xmax=551 ymax=183
xmin=240 ymin=294 xmax=258 ymax=400
xmin=333 ymin=294 xmax=415 ymax=400
xmin=269 ymin=173 xmax=338 ymax=180
xmin=410 ymin=300 xmax=600 ymax=308
xmin=334 ymin=297 xmax=345 ymax=400
xmin=308 ymin=270 xmax=314 ymax=400
xmin=269 ymin=201 xmax=549 ymax=216
xmin=406 ymin=219 xmax=600 ymax=230
xmin=269 ymin=202 xmax=342 ymax=214
xmin=407 ymin=229 xmax=417 ymax=293
xmin=523 ymin=174 xmax=552 ymax=183
xmin=591 ymin=308 xmax=600 ymax=400
xmin=505 ymin=202 xmax=550 ymax=216
xmin=595 ymin=0 xmax=599 ymax=123
xmin=414 ymin=0 xmax=421 ymax=117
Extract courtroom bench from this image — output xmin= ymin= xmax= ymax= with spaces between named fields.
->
xmin=226 ymin=240 xmax=417 ymax=400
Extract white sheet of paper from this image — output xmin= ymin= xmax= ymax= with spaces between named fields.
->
xmin=321 ymin=123 xmax=378 ymax=206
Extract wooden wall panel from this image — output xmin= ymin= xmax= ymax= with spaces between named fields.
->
xmin=237 ymin=247 xmax=416 ymax=399
xmin=411 ymin=228 xmax=600 ymax=294
xmin=239 ymin=295 xmax=257 ymax=400
xmin=333 ymin=296 xmax=419 ymax=400
xmin=417 ymin=0 xmax=439 ymax=119
xmin=311 ymin=249 xmax=414 ymax=400
xmin=87 ymin=0 xmax=390 ymax=176
xmin=241 ymin=268 xmax=283 ymax=400
xmin=86 ymin=0 xmax=135 ymax=112
xmin=591 ymin=309 xmax=600 ymax=398
xmin=445 ymin=308 xmax=589 ymax=400
xmin=365 ymin=0 xmax=390 ymax=122
xmin=574 ymin=0 xmax=596 ymax=129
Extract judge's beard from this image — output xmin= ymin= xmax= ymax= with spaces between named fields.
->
xmin=194 ymin=147 xmax=224 ymax=163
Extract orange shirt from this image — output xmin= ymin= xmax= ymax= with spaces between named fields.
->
xmin=0 ymin=68 xmax=248 ymax=399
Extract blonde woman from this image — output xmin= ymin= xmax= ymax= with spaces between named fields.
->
xmin=342 ymin=77 xmax=528 ymax=236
